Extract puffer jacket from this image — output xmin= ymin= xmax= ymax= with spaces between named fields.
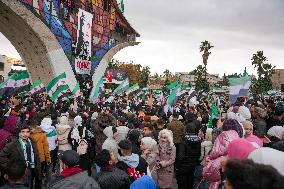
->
xmin=94 ymin=168 xmax=130 ymax=189
xmin=203 ymin=130 xmax=239 ymax=189
xmin=48 ymin=171 xmax=101 ymax=189
xmin=30 ymin=127 xmax=51 ymax=163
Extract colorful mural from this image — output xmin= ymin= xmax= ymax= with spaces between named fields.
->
xmin=18 ymin=0 xmax=138 ymax=71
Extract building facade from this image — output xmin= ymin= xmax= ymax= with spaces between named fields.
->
xmin=0 ymin=54 xmax=25 ymax=83
xmin=175 ymin=72 xmax=222 ymax=87
xmin=271 ymin=69 xmax=284 ymax=92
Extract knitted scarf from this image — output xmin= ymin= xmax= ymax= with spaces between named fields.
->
xmin=18 ymin=137 xmax=35 ymax=168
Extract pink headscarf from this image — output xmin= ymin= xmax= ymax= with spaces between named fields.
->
xmin=228 ymin=139 xmax=256 ymax=160
xmin=245 ymin=135 xmax=263 ymax=148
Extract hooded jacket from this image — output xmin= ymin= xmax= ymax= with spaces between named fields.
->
xmin=56 ymin=116 xmax=72 ymax=151
xmin=202 ymin=130 xmax=239 ymax=189
xmin=30 ymin=127 xmax=51 ymax=163
xmin=116 ymin=153 xmax=148 ymax=183
xmin=117 ymin=126 xmax=130 ymax=142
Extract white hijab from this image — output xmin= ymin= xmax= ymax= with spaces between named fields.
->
xmin=267 ymin=126 xmax=284 ymax=139
xmin=248 ymin=147 xmax=284 ymax=177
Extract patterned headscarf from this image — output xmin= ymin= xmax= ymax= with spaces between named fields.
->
xmin=222 ymin=119 xmax=244 ymax=138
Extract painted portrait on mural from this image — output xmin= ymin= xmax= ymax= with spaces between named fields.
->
xmin=75 ymin=9 xmax=93 ymax=74
xmin=18 ymin=0 xmax=137 ymax=71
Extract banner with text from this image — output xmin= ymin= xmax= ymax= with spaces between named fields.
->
xmin=75 ymin=9 xmax=93 ymax=75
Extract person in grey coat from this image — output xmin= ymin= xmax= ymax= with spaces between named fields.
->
xmin=48 ymin=150 xmax=100 ymax=189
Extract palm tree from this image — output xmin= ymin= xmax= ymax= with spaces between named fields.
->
xmin=251 ymin=51 xmax=275 ymax=77
xmin=163 ymin=69 xmax=172 ymax=78
xmin=200 ymin=40 xmax=214 ymax=79
xmin=163 ymin=69 xmax=173 ymax=86
xmin=251 ymin=51 xmax=275 ymax=95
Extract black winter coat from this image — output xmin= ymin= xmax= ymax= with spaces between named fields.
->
xmin=94 ymin=168 xmax=130 ymax=189
xmin=177 ymin=134 xmax=202 ymax=168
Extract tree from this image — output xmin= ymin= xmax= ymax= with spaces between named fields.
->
xmin=251 ymin=51 xmax=275 ymax=95
xmin=141 ymin=66 xmax=151 ymax=87
xmin=200 ymin=40 xmax=214 ymax=79
xmin=108 ymin=59 xmax=152 ymax=87
xmin=193 ymin=65 xmax=209 ymax=92
xmin=109 ymin=59 xmax=120 ymax=69
xmin=221 ymin=73 xmax=230 ymax=86
xmin=117 ymin=63 xmax=142 ymax=85
xmin=163 ymin=69 xmax=174 ymax=86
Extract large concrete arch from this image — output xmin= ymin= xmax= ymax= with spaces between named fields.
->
xmin=0 ymin=0 xmax=76 ymax=88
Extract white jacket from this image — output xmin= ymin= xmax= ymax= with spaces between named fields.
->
xmin=102 ymin=126 xmax=120 ymax=161
xmin=40 ymin=118 xmax=57 ymax=151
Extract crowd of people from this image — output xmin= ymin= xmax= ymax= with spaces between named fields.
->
xmin=0 ymin=91 xmax=284 ymax=189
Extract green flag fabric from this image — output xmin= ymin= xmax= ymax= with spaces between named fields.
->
xmin=113 ymin=78 xmax=129 ymax=95
xmin=165 ymin=80 xmax=178 ymax=91
xmin=71 ymin=83 xmax=81 ymax=97
xmin=46 ymin=73 xmax=68 ymax=102
xmin=51 ymin=85 xmax=69 ymax=102
xmin=167 ymin=83 xmax=182 ymax=107
xmin=90 ymin=77 xmax=104 ymax=103
xmin=126 ymin=83 xmax=139 ymax=95
xmin=208 ymin=103 xmax=219 ymax=128
xmin=28 ymin=80 xmax=45 ymax=96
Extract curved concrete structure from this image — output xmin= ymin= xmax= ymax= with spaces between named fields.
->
xmin=0 ymin=0 xmax=139 ymax=92
xmin=0 ymin=0 xmax=76 ymax=88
